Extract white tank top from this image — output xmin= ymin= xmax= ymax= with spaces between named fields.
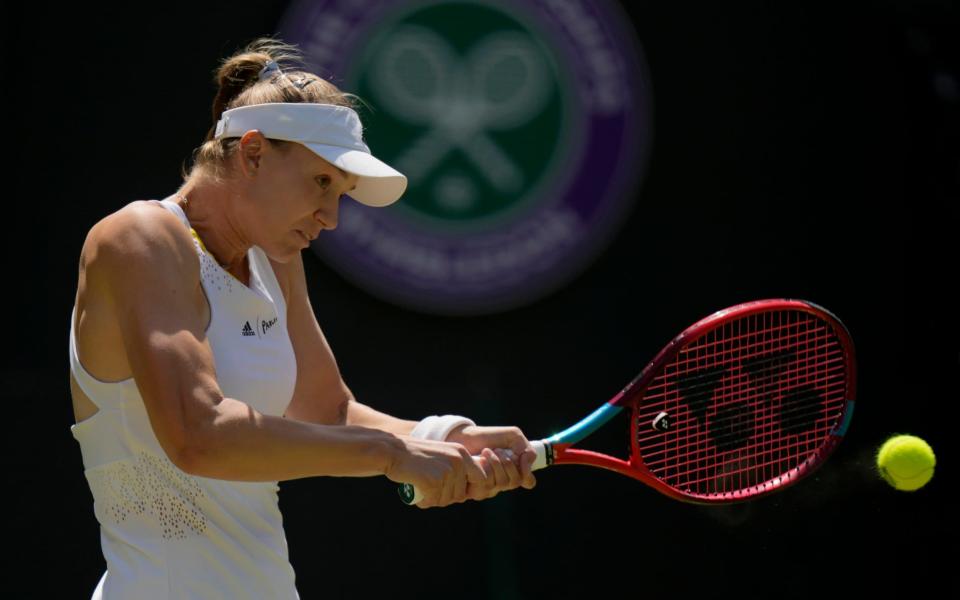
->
xmin=69 ymin=198 xmax=300 ymax=599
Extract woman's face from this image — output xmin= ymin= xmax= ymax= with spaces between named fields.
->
xmin=239 ymin=131 xmax=359 ymax=262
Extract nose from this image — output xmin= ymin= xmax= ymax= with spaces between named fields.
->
xmin=315 ymin=198 xmax=340 ymax=230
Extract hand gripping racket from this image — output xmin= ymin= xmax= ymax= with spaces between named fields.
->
xmin=399 ymin=299 xmax=856 ymax=505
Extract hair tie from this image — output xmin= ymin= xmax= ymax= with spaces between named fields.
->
xmin=292 ymin=76 xmax=314 ymax=90
xmin=258 ymin=60 xmax=287 ymax=83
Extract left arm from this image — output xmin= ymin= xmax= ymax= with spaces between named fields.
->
xmin=277 ymin=252 xmax=419 ymax=435
xmin=276 ymin=253 xmax=534 ymax=493
xmin=345 ymin=398 xmax=419 ymax=436
xmin=278 ymin=249 xmax=349 ymax=426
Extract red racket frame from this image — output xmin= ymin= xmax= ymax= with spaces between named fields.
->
xmin=548 ymin=299 xmax=857 ymax=504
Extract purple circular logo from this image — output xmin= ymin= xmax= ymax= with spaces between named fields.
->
xmin=280 ymin=0 xmax=652 ymax=315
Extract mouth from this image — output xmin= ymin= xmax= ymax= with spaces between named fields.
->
xmin=296 ymin=230 xmax=312 ymax=245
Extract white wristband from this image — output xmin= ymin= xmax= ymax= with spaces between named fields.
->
xmin=410 ymin=415 xmax=476 ymax=441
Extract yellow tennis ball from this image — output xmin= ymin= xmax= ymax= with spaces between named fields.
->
xmin=876 ymin=434 xmax=936 ymax=491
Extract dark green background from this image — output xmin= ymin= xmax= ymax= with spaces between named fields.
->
xmin=351 ymin=2 xmax=565 ymax=222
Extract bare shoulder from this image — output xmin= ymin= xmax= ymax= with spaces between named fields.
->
xmin=82 ymin=200 xmax=199 ymax=289
xmin=71 ymin=199 xmax=212 ymax=448
xmin=85 ymin=201 xmax=195 ymax=264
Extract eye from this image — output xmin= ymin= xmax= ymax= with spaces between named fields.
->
xmin=316 ymin=175 xmax=331 ymax=189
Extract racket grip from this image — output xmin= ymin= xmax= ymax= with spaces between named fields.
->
xmin=398 ymin=441 xmax=548 ymax=506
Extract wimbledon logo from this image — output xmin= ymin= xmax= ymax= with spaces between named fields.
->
xmin=280 ymin=0 xmax=652 ymax=315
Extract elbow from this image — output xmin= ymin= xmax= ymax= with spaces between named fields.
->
xmin=157 ymin=426 xmax=206 ymax=475
xmin=145 ymin=385 xmax=224 ymax=476
xmin=171 ymin=437 xmax=205 ymax=476
xmin=166 ymin=413 xmax=217 ymax=476
xmin=148 ymin=418 xmax=204 ymax=475
xmin=171 ymin=396 xmax=251 ymax=477
xmin=340 ymin=387 xmax=359 ymax=426
xmin=336 ymin=397 xmax=350 ymax=426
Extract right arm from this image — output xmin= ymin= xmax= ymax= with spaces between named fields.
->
xmin=90 ymin=204 xmax=483 ymax=504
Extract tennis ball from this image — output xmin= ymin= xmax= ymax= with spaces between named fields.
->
xmin=876 ymin=434 xmax=936 ymax=491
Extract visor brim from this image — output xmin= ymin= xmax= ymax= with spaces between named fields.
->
xmin=303 ymin=143 xmax=407 ymax=207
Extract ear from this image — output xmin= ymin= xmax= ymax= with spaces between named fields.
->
xmin=238 ymin=130 xmax=266 ymax=175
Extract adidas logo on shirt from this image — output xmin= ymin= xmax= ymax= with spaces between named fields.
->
xmin=241 ymin=321 xmax=256 ymax=337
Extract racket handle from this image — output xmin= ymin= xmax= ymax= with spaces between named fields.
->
xmin=398 ymin=441 xmax=548 ymax=505
xmin=530 ymin=440 xmax=548 ymax=470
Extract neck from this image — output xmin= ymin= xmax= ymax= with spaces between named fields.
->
xmin=173 ymin=178 xmax=252 ymax=271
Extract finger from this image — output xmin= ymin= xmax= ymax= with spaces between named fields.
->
xmin=496 ymin=449 xmax=522 ymax=488
xmin=520 ymin=450 xmax=538 ymax=489
xmin=458 ymin=452 xmax=486 ymax=504
xmin=486 ymin=449 xmax=509 ymax=491
xmin=475 ymin=451 xmax=494 ymax=481
xmin=508 ymin=431 xmax=531 ymax=456
xmin=455 ymin=473 xmax=467 ymax=504
xmin=418 ymin=485 xmax=438 ymax=509
xmin=471 ymin=453 xmax=494 ymax=500
xmin=453 ymin=455 xmax=470 ymax=505
xmin=464 ymin=452 xmax=488 ymax=486
xmin=518 ymin=449 xmax=533 ymax=479
xmin=490 ymin=449 xmax=509 ymax=484
xmin=469 ymin=450 xmax=501 ymax=501
xmin=441 ymin=459 xmax=460 ymax=507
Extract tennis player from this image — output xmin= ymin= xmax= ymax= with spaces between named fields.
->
xmin=68 ymin=37 xmax=536 ymax=599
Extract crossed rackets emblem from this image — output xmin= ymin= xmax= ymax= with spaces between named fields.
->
xmin=368 ymin=26 xmax=551 ymax=195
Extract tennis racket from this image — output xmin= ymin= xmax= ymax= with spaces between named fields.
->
xmin=399 ymin=298 xmax=856 ymax=506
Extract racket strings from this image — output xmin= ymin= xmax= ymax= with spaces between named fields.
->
xmin=635 ymin=309 xmax=850 ymax=498
xmin=639 ymin=358 xmax=847 ymax=441
xmin=647 ymin=325 xmax=838 ymax=393
xmin=651 ymin=341 xmax=842 ymax=403
xmin=638 ymin=402 xmax=840 ymax=475
xmin=644 ymin=409 xmax=836 ymax=468
xmin=672 ymin=317 xmax=827 ymax=359
xmin=640 ymin=342 xmax=845 ymax=440
xmin=640 ymin=385 xmax=841 ymax=450
xmin=670 ymin=322 xmax=836 ymax=375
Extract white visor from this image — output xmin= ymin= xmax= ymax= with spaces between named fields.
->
xmin=214 ymin=103 xmax=407 ymax=207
